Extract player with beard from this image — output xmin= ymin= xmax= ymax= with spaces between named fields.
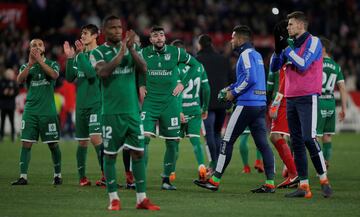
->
xmin=12 ymin=39 xmax=62 ymax=186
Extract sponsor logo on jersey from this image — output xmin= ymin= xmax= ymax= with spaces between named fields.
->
xmin=30 ymin=79 xmax=50 ymax=87
xmin=113 ymin=66 xmax=132 ymax=75
xmin=149 ymin=70 xmax=172 ymax=76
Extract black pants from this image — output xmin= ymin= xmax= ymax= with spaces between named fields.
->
xmin=214 ymin=105 xmax=275 ymax=180
xmin=287 ymin=95 xmax=326 ymax=180
xmin=0 ymin=108 xmax=15 ymax=141
xmin=203 ymin=109 xmax=226 ymax=164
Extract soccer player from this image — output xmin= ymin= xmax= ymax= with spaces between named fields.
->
xmin=12 ymin=38 xmax=62 ymax=185
xmin=194 ymin=25 xmax=276 ymax=193
xmin=271 ymin=11 xmax=332 ymax=198
xmin=63 ymin=24 xmax=104 ymax=187
xmin=171 ymin=39 xmax=210 ymax=181
xmin=90 ymin=15 xmax=159 ymax=211
xmin=139 ymin=26 xmax=199 ymax=190
xmin=316 ymin=37 xmax=347 ymax=169
xmin=269 ymin=20 xmax=299 ymax=188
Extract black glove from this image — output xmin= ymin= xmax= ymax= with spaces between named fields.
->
xmin=273 ymin=20 xmax=289 ymax=54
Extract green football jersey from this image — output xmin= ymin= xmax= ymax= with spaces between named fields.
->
xmin=20 ymin=59 xmax=59 ymax=115
xmin=320 ymin=57 xmax=344 ymax=100
xmin=141 ymin=45 xmax=197 ymax=102
xmin=66 ymin=50 xmax=101 ymax=109
xmin=179 ymin=62 xmax=210 ymax=115
xmin=90 ymin=43 xmax=139 ymax=115
xmin=267 ymin=69 xmax=279 ymax=101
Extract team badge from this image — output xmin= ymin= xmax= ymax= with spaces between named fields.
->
xmin=171 ymin=117 xmax=179 ymax=127
xmin=48 ymin=123 xmax=57 ymax=132
xmin=164 ymin=53 xmax=171 ymax=61
xmin=90 ymin=114 xmax=97 ymax=123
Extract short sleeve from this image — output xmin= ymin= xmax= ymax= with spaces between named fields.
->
xmin=90 ymin=48 xmax=105 ymax=67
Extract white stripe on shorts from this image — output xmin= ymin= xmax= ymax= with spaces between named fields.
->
xmin=311 ymin=95 xmax=318 ymax=138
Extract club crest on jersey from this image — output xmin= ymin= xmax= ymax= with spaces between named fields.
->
xmin=171 ymin=117 xmax=178 ymax=126
xmin=164 ymin=53 xmax=171 ymax=61
xmin=48 ymin=123 xmax=57 ymax=132
xmin=90 ymin=114 xmax=97 ymax=123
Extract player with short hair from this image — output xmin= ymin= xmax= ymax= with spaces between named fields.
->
xmin=194 ymin=25 xmax=276 ymax=193
xmin=316 ymin=37 xmax=347 ymax=168
xmin=271 ymin=11 xmax=332 ymax=198
xmin=63 ymin=24 xmax=104 ymax=187
xmin=12 ymin=38 xmax=62 ymax=186
xmin=139 ymin=26 xmax=199 ymax=190
xmin=90 ymin=15 xmax=159 ymax=211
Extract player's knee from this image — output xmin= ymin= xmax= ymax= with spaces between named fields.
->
xmin=130 ymin=150 xmax=144 ymax=160
xmin=323 ymin=134 xmax=332 ymax=143
xmin=270 ymin=133 xmax=281 ymax=144
xmin=90 ymin=135 xmax=102 ymax=146
xmin=78 ymin=140 xmax=88 ymax=147
xmin=47 ymin=142 xmax=58 ymax=149
xmin=104 ymin=153 xmax=116 ymax=161
xmin=22 ymin=141 xmax=33 ymax=148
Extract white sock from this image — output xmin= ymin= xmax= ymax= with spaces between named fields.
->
xmin=109 ymin=192 xmax=120 ymax=202
xmin=319 ymin=173 xmax=327 ymax=181
xmin=136 ymin=192 xmax=146 ymax=204
xmin=54 ymin=173 xmax=62 ymax=178
xmin=300 ymin=179 xmax=309 ymax=185
xmin=20 ymin=174 xmax=27 ymax=180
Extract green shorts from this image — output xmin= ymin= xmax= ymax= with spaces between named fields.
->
xmin=21 ymin=112 xmax=60 ymax=143
xmin=102 ymin=113 xmax=144 ymax=155
xmin=142 ymin=96 xmax=181 ymax=139
xmin=75 ymin=106 xmax=102 ymax=140
xmin=317 ymin=99 xmax=336 ymax=136
xmin=180 ymin=114 xmax=201 ymax=138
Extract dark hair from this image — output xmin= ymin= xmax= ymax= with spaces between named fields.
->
xmin=198 ymin=34 xmax=212 ymax=48
xmin=320 ymin=36 xmax=332 ymax=53
xmin=233 ymin=25 xmax=252 ymax=39
xmin=287 ymin=11 xmax=308 ymax=30
xmin=150 ymin=26 xmax=165 ymax=33
xmin=81 ymin=24 xmax=99 ymax=36
xmin=171 ymin=39 xmax=185 ymax=48
xmin=102 ymin=15 xmax=120 ymax=27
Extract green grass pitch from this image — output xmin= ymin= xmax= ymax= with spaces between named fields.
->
xmin=0 ymin=133 xmax=359 ymax=217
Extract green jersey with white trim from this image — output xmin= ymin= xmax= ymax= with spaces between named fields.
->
xmin=90 ymin=43 xmax=139 ymax=114
xmin=20 ymin=59 xmax=59 ymax=115
xmin=179 ymin=61 xmax=210 ymax=115
xmin=320 ymin=57 xmax=344 ymax=100
xmin=141 ymin=45 xmax=197 ymax=102
xmin=66 ymin=50 xmax=101 ymax=109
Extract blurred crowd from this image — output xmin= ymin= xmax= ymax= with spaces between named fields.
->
xmin=1 ymin=0 xmax=360 ymax=138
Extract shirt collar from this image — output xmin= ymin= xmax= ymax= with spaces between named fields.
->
xmin=233 ymin=42 xmax=253 ymax=55
xmin=294 ymin=32 xmax=310 ymax=48
xmin=152 ymin=44 xmax=167 ymax=54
